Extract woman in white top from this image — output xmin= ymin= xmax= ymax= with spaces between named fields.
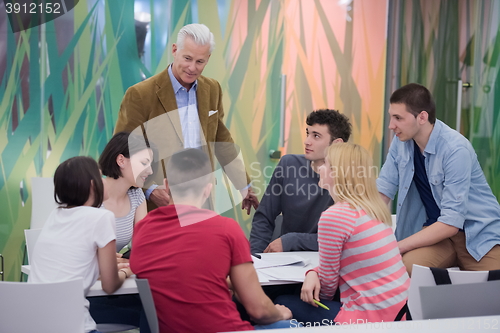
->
xmin=98 ymin=132 xmax=153 ymax=256
xmin=29 ymin=156 xmax=132 ymax=333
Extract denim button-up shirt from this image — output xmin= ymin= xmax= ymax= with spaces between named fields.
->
xmin=377 ymin=120 xmax=500 ymax=261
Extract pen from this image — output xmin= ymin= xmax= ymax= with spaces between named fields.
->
xmin=313 ymin=299 xmax=330 ymax=310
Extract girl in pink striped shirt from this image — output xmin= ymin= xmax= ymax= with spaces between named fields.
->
xmin=276 ymin=143 xmax=409 ymax=326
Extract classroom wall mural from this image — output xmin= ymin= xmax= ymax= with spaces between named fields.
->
xmin=0 ymin=0 xmax=389 ymax=281
xmin=394 ymin=0 xmax=500 ymax=202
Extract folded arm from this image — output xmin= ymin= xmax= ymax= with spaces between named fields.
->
xmin=398 ymin=222 xmax=459 ymax=254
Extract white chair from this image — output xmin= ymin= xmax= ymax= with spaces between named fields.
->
xmin=23 ymin=232 xmax=137 ymax=333
xmin=420 ymin=279 xmax=500 ymax=319
xmin=30 ymin=177 xmax=58 ymax=229
xmin=24 ymin=228 xmax=42 ymax=264
xmin=391 ymin=213 xmax=397 ymax=232
xmin=408 ymin=264 xmax=500 ymax=320
xmin=136 ymin=278 xmax=159 ymax=333
xmin=21 ymin=178 xmax=57 ymax=279
xmin=0 ymin=279 xmax=84 ymax=333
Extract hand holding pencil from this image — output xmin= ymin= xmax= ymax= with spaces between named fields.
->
xmin=301 ymin=270 xmax=324 ymax=307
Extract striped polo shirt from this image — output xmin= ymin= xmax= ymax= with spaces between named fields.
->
xmin=316 ymin=201 xmax=410 ymax=323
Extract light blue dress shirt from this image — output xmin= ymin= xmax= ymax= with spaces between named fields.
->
xmin=377 ymin=120 xmax=500 ymax=261
xmin=167 ymin=65 xmax=203 ymax=149
xmin=145 ymin=65 xmax=204 ymax=199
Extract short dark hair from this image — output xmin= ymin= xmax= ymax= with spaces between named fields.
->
xmin=99 ymin=132 xmax=152 ymax=179
xmin=54 ymin=156 xmax=104 ymax=208
xmin=390 ymin=83 xmax=436 ymax=124
xmin=166 ymin=148 xmax=212 ymax=198
xmin=306 ymin=109 xmax=352 ymax=142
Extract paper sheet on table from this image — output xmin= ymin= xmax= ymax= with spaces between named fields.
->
xmin=258 ymin=265 xmax=310 ymax=282
xmin=256 ymin=270 xmax=272 ymax=283
xmin=252 ymin=254 xmax=309 ymax=269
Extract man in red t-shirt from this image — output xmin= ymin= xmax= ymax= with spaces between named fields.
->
xmin=130 ymin=148 xmax=292 ymax=333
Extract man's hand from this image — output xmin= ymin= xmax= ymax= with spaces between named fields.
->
xmin=301 ymin=270 xmax=321 ymax=307
xmin=149 ymin=186 xmax=170 ymax=207
xmin=263 ymin=238 xmax=283 ymax=253
xmin=397 ymin=240 xmax=409 ymax=255
xmin=240 ymin=187 xmax=259 ymax=215
xmin=274 ymin=304 xmax=293 ymax=320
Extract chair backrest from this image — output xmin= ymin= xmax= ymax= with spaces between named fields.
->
xmin=25 ymin=228 xmax=43 ymax=264
xmin=0 ymin=279 xmax=84 ymax=333
xmin=136 ymin=278 xmax=159 ymax=333
xmin=408 ymin=264 xmax=493 ymax=320
xmin=30 ymin=177 xmax=57 ymax=229
xmin=391 ymin=214 xmax=397 ymax=232
xmin=420 ymin=279 xmax=500 ymax=319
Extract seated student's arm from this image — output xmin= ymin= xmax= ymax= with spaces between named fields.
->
xmin=303 ymin=207 xmax=351 ymax=303
xmin=280 ymin=233 xmax=318 ymax=252
xmin=98 ymin=240 xmax=132 ymax=294
xmin=134 ymin=200 xmax=147 ymax=224
xmin=250 ymin=162 xmax=287 ymax=253
xmin=376 ymin=137 xmax=401 ymax=202
xmin=380 ymin=193 xmax=391 ymax=205
xmin=399 ymin=146 xmax=472 ymax=254
xmin=250 ymin=199 xmax=283 ymax=253
xmin=115 ymin=193 xmax=148 ymax=266
xmin=398 ymin=222 xmax=458 ymax=254
xmin=230 ymin=262 xmax=292 ymax=324
xmin=301 ymin=270 xmax=322 ymax=307
xmin=250 ymin=208 xmax=277 ymax=254
xmin=265 ymin=233 xmax=319 ymax=252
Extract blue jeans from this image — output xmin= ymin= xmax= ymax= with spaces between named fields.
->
xmin=275 ymin=294 xmax=342 ymax=326
xmin=255 ymin=320 xmax=301 ymax=329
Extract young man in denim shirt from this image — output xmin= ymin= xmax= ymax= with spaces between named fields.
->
xmin=377 ymin=83 xmax=500 ymax=276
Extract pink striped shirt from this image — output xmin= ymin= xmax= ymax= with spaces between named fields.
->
xmin=316 ymin=202 xmax=410 ymax=324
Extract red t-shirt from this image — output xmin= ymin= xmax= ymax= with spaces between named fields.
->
xmin=130 ymin=204 xmax=254 ymax=333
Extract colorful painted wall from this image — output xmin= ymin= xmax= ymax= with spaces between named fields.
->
xmin=1 ymin=0 xmax=389 ymax=281
xmin=391 ymin=0 xmax=500 ymax=200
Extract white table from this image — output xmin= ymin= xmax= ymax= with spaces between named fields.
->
xmin=22 ymin=265 xmax=138 ymax=297
xmin=87 ymin=277 xmax=138 ymax=297
xmin=21 ymin=251 xmax=319 ymax=296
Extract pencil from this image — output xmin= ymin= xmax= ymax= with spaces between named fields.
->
xmin=313 ymin=299 xmax=330 ymax=310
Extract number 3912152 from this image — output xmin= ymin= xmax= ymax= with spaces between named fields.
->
xmin=5 ymin=2 xmax=62 ymax=14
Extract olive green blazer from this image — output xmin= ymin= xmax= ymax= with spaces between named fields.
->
xmin=115 ymin=68 xmax=249 ymax=195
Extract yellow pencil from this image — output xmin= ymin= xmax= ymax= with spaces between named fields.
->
xmin=313 ymin=299 xmax=330 ymax=310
